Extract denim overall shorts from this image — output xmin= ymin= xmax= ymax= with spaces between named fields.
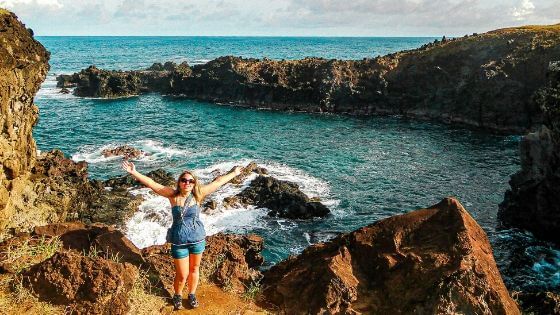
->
xmin=166 ymin=194 xmax=206 ymax=258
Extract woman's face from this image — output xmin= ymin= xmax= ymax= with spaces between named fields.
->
xmin=178 ymin=174 xmax=195 ymax=193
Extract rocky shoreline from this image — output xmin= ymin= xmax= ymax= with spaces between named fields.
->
xmin=58 ymin=24 xmax=560 ymax=134
xmin=1 ymin=9 xmax=560 ymax=314
xmin=498 ymin=61 xmax=560 ymax=245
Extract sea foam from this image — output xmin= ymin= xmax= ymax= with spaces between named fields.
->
xmin=124 ymin=159 xmax=336 ymax=249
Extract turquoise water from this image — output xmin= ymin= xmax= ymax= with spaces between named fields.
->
xmin=33 ymin=37 xmax=559 ymax=292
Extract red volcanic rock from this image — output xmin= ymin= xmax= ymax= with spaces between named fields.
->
xmin=33 ymin=222 xmax=144 ymax=266
xmin=203 ymin=233 xmax=264 ymax=292
xmin=261 ymin=198 xmax=520 ymax=314
xmin=24 ymin=250 xmax=138 ymax=315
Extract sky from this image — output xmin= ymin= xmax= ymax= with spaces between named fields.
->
xmin=1 ymin=0 xmax=558 ymax=36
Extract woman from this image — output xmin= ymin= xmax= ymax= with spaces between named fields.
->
xmin=122 ymin=160 xmax=242 ymax=310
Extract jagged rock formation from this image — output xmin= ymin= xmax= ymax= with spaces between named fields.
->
xmin=62 ymin=25 xmax=560 ymax=133
xmin=261 ymin=198 xmax=520 ymax=314
xmin=0 ymin=10 xmax=50 ymax=236
xmin=499 ymin=61 xmax=560 ymax=244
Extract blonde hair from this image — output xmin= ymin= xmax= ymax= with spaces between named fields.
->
xmin=175 ymin=170 xmax=203 ymax=204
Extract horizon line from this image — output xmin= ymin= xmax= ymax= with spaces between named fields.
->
xmin=35 ymin=34 xmax=447 ymax=38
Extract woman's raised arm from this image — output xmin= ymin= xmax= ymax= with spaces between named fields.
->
xmin=200 ymin=166 xmax=242 ymax=198
xmin=122 ymin=160 xmax=175 ymax=198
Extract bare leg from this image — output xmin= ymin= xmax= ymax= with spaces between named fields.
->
xmin=173 ymin=257 xmax=189 ymax=295
xmin=187 ymin=253 xmax=203 ymax=294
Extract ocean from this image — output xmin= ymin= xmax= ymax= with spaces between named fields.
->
xmin=33 ymin=36 xmax=559 ymax=292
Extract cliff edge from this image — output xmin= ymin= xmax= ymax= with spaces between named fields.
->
xmin=0 ymin=10 xmax=50 ymax=236
xmin=499 ymin=61 xmax=560 ymax=244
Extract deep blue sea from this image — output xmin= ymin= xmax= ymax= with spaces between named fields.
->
xmin=34 ymin=36 xmax=559 ymax=292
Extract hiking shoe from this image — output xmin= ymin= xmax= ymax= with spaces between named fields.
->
xmin=172 ymin=294 xmax=182 ymax=311
xmin=188 ymin=293 xmax=199 ymax=308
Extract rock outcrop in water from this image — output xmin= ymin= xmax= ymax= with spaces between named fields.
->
xmin=223 ymin=175 xmax=330 ymax=219
xmin=62 ymin=25 xmax=560 ymax=133
xmin=101 ymin=145 xmax=146 ymax=159
xmin=261 ymin=198 xmax=520 ymax=314
xmin=499 ymin=61 xmax=560 ymax=244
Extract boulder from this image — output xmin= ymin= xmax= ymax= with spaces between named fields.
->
xmin=33 ymin=222 xmax=144 ymax=266
xmin=202 ymin=233 xmax=264 ymax=292
xmin=261 ymin=198 xmax=520 ymax=314
xmin=32 ymin=149 xmax=88 ymax=183
xmin=101 ymin=145 xmax=145 ymax=159
xmin=24 ymin=250 xmax=138 ymax=315
xmin=226 ymin=175 xmax=330 ymax=219
xmin=146 ymin=62 xmax=164 ymax=71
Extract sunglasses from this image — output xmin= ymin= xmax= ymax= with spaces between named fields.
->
xmin=179 ymin=178 xmax=195 ymax=184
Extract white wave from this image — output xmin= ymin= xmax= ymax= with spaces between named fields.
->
xmin=124 ymin=159 xmax=339 ymax=249
xmin=35 ymin=72 xmax=76 ymax=100
xmin=71 ymin=139 xmax=213 ymax=164
xmin=191 ymin=59 xmax=211 ymax=65
xmin=532 ymin=248 xmax=560 ymax=287
xmin=125 ymin=189 xmax=170 ymax=247
xmin=72 ymin=143 xmax=126 ymax=164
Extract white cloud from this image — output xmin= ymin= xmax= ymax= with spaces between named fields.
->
xmin=511 ymin=0 xmax=535 ymax=20
xmin=0 ymin=0 xmax=62 ymax=9
xmin=1 ymin=0 xmax=558 ymax=36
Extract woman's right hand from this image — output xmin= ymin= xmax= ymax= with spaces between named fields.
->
xmin=122 ymin=160 xmax=136 ymax=174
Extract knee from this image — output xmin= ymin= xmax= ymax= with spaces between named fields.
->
xmin=175 ymin=271 xmax=188 ymax=282
xmin=189 ymin=264 xmax=200 ymax=274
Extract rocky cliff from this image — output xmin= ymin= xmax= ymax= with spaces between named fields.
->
xmin=0 ymin=12 xmax=141 ymax=239
xmin=60 ymin=24 xmax=560 ymax=133
xmin=498 ymin=61 xmax=560 ymax=244
xmin=0 ymin=10 xmax=50 ymax=236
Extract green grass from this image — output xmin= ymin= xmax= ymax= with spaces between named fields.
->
xmin=0 ymin=274 xmax=63 ymax=314
xmin=242 ymin=280 xmax=261 ymax=301
xmin=83 ymin=245 xmax=123 ymax=263
xmin=127 ymin=269 xmax=166 ymax=315
xmin=0 ymin=235 xmax=62 ymax=273
xmin=200 ymin=253 xmax=226 ymax=283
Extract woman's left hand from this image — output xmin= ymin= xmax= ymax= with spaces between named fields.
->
xmin=233 ymin=166 xmax=243 ymax=176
